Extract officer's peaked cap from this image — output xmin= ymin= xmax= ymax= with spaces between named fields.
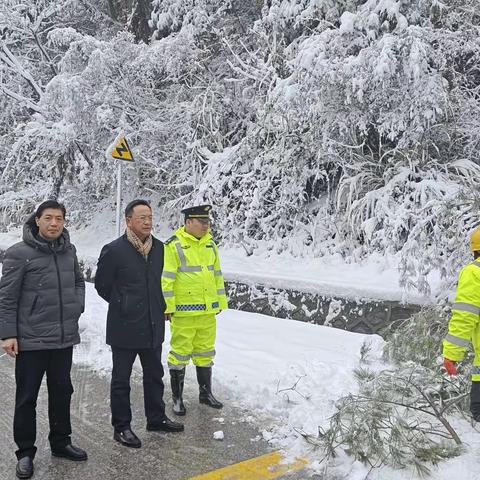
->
xmin=181 ymin=204 xmax=212 ymax=220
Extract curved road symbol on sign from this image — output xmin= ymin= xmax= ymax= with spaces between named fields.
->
xmin=111 ymin=136 xmax=134 ymax=162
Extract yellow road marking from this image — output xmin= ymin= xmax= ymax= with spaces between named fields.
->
xmin=188 ymin=450 xmax=308 ymax=480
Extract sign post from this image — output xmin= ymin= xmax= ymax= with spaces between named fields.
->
xmin=106 ymin=134 xmax=135 ymax=237
xmin=115 ymin=162 xmax=123 ymax=237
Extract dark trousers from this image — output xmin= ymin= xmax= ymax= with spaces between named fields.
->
xmin=471 ymin=381 xmax=480 ymax=419
xmin=111 ymin=346 xmax=166 ymax=432
xmin=14 ymin=347 xmax=73 ymax=460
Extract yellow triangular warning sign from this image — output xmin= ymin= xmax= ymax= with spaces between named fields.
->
xmin=111 ymin=136 xmax=134 ymax=162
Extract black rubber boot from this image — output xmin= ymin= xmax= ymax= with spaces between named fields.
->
xmin=470 ymin=381 xmax=480 ymax=421
xmin=170 ymin=369 xmax=186 ymax=416
xmin=196 ymin=367 xmax=223 ymax=409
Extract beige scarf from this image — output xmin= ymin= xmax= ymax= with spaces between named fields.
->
xmin=126 ymin=227 xmax=153 ymax=259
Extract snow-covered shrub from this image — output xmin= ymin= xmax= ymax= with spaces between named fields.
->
xmin=308 ymin=307 xmax=471 ymax=477
xmin=315 ymin=367 xmax=464 ymax=477
xmin=150 ymin=0 xmax=227 ymax=40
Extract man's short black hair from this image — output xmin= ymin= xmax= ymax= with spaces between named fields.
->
xmin=35 ymin=200 xmax=66 ymax=219
xmin=124 ymin=199 xmax=151 ymax=218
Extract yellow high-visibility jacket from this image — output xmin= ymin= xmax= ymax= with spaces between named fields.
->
xmin=443 ymin=260 xmax=480 ymax=380
xmin=162 ymin=226 xmax=228 ymax=316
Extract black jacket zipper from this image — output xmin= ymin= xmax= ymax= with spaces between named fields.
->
xmin=52 ymin=250 xmax=65 ymax=344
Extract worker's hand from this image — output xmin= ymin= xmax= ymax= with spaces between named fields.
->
xmin=165 ymin=313 xmax=172 ymax=322
xmin=443 ymin=358 xmax=458 ymax=376
xmin=2 ymin=338 xmax=18 ymax=357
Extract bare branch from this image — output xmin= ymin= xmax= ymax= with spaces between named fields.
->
xmin=0 ymin=44 xmax=44 ymax=100
xmin=0 ymin=84 xmax=42 ymax=112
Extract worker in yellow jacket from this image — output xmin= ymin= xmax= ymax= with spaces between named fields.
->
xmin=443 ymin=227 xmax=480 ymax=421
xmin=162 ymin=205 xmax=228 ymax=415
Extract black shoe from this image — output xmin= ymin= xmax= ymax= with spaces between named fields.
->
xmin=16 ymin=457 xmax=33 ymax=479
xmin=113 ymin=429 xmax=142 ymax=448
xmin=147 ymin=417 xmax=184 ymax=432
xmin=470 ymin=382 xmax=480 ymax=421
xmin=52 ymin=444 xmax=88 ymax=461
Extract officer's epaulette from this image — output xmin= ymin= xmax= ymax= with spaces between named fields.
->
xmin=164 ymin=235 xmax=179 ymax=245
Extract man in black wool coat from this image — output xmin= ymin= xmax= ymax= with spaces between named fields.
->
xmin=95 ymin=199 xmax=184 ymax=449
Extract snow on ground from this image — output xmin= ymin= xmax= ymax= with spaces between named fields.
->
xmin=0 ymin=224 xmax=441 ymax=305
xmin=72 ymin=284 xmax=480 ymax=480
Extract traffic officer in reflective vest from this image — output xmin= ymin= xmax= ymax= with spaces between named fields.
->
xmin=443 ymin=227 xmax=480 ymax=421
xmin=162 ymin=205 xmax=228 ymax=415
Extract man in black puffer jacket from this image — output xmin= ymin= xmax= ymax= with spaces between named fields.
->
xmin=0 ymin=200 xmax=87 ymax=480
xmin=95 ymin=199 xmax=183 ymax=450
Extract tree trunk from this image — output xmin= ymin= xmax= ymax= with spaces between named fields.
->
xmin=129 ymin=0 xmax=153 ymax=44
xmin=107 ymin=0 xmax=134 ymax=23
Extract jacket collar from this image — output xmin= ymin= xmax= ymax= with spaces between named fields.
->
xmin=175 ymin=226 xmax=212 ymax=245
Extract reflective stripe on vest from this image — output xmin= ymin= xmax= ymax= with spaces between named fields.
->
xmin=178 ymin=265 xmax=202 ymax=272
xmin=210 ymin=242 xmax=217 ymax=259
xmin=214 ymin=269 xmax=222 ymax=276
xmin=175 ymin=241 xmax=203 ymax=272
xmin=176 ymin=304 xmax=206 ymax=312
xmin=163 ymin=291 xmax=174 ymax=297
xmin=162 ymin=271 xmax=176 ymax=279
xmin=176 ymin=301 xmax=220 ymax=312
xmin=217 ymin=289 xmax=225 ymax=295
xmin=452 ymin=302 xmax=480 ymax=315
xmin=175 ymin=242 xmax=187 ymax=265
xmin=445 ymin=333 xmax=470 ymax=347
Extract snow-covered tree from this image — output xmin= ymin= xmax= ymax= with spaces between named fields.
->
xmin=1 ymin=0 xmax=480 ymax=295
